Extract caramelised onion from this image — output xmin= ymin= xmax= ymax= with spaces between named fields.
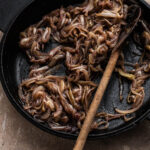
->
xmin=18 ymin=0 xmax=149 ymax=132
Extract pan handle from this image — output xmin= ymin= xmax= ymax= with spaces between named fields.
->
xmin=0 ymin=0 xmax=34 ymax=46
xmin=0 ymin=0 xmax=34 ymax=33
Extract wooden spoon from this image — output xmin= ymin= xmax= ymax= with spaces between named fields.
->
xmin=73 ymin=6 xmax=141 ymax=150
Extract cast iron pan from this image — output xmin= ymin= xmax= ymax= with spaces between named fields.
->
xmin=0 ymin=0 xmax=150 ymax=139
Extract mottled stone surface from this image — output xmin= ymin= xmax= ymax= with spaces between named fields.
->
xmin=1 ymin=82 xmax=150 ymax=150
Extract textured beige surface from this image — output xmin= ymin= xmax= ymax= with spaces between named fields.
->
xmin=145 ymin=0 xmax=150 ymax=5
xmin=0 ymin=31 xmax=3 ymax=41
xmin=1 ymin=82 xmax=150 ymax=150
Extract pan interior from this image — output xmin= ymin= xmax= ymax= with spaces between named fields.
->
xmin=1 ymin=0 xmax=150 ymax=137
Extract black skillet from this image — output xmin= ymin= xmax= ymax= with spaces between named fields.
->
xmin=0 ymin=0 xmax=150 ymax=139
